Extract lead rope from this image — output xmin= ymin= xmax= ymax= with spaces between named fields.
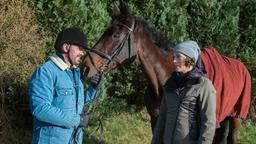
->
xmin=85 ymin=73 xmax=105 ymax=143
xmin=69 ymin=68 xmax=82 ymax=144
xmin=69 ymin=73 xmax=105 ymax=144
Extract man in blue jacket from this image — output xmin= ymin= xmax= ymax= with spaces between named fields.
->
xmin=29 ymin=27 xmax=101 ymax=144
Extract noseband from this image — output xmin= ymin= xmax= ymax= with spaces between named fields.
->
xmin=83 ymin=19 xmax=135 ymax=75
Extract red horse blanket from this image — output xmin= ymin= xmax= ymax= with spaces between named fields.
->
xmin=200 ymin=48 xmax=251 ymax=125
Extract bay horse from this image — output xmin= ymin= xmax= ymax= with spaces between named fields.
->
xmin=81 ymin=3 xmax=251 ymax=144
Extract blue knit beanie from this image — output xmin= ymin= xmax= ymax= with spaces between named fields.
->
xmin=173 ymin=40 xmax=201 ymax=62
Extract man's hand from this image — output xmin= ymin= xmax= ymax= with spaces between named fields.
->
xmin=88 ymin=72 xmax=102 ymax=89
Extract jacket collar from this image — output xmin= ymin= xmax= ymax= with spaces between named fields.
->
xmin=166 ymin=71 xmax=201 ymax=89
xmin=50 ymin=53 xmax=77 ymax=71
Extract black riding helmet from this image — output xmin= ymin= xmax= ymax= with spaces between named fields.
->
xmin=54 ymin=27 xmax=87 ymax=51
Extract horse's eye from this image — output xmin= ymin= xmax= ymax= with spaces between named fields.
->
xmin=112 ymin=33 xmax=119 ymax=42
xmin=117 ymin=25 xmax=123 ymax=30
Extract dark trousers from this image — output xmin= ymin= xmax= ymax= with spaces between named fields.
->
xmin=213 ymin=117 xmax=241 ymax=144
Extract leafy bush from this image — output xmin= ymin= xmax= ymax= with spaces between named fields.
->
xmin=187 ymin=0 xmax=240 ymax=55
xmin=239 ymin=0 xmax=256 ymax=120
xmin=0 ymin=0 xmax=45 ymax=107
xmin=136 ymin=0 xmax=189 ymax=42
xmin=0 ymin=0 xmax=45 ymax=143
xmin=105 ymin=63 xmax=147 ymax=108
xmin=26 ymin=0 xmax=110 ymax=57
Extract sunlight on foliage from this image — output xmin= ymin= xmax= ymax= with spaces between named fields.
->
xmin=0 ymin=0 xmax=45 ymax=143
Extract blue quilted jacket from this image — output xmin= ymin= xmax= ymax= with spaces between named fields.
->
xmin=29 ymin=53 xmax=96 ymax=144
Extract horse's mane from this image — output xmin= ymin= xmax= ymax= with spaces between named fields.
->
xmin=135 ymin=16 xmax=175 ymax=51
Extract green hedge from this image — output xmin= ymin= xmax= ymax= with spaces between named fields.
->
xmin=26 ymin=0 xmax=110 ymax=56
xmin=0 ymin=0 xmax=45 ymax=107
xmin=0 ymin=0 xmax=45 ymax=143
xmin=187 ymin=0 xmax=240 ymax=55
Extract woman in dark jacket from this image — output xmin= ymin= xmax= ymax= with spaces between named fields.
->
xmin=152 ymin=40 xmax=216 ymax=144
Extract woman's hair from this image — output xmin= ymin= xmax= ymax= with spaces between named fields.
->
xmin=184 ymin=57 xmax=196 ymax=67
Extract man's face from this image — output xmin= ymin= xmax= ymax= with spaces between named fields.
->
xmin=173 ymin=52 xmax=192 ymax=73
xmin=68 ymin=45 xmax=84 ymax=66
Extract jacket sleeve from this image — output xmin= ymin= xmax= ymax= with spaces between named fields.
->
xmin=151 ymin=95 xmax=167 ymax=144
xmin=84 ymin=87 xmax=97 ymax=104
xmin=29 ymin=66 xmax=80 ymax=128
xmin=198 ymin=78 xmax=216 ymax=144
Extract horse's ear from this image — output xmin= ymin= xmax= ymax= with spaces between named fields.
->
xmin=111 ymin=2 xmax=120 ymax=17
xmin=119 ymin=2 xmax=131 ymax=17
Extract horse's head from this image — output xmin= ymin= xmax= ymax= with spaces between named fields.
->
xmin=81 ymin=3 xmax=138 ymax=81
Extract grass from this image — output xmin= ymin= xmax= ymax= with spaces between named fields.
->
xmin=238 ymin=120 xmax=256 ymax=144
xmin=85 ymin=111 xmax=256 ymax=144
xmin=84 ymin=97 xmax=256 ymax=144
xmin=2 ymin=97 xmax=255 ymax=144
xmin=1 ymin=106 xmax=255 ymax=144
xmin=85 ymin=107 xmax=152 ymax=144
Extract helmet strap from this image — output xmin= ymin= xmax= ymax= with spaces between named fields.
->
xmin=67 ymin=47 xmax=74 ymax=67
xmin=56 ymin=44 xmax=73 ymax=68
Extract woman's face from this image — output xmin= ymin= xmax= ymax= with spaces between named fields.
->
xmin=173 ymin=52 xmax=193 ymax=73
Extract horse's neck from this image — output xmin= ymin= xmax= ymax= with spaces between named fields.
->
xmin=136 ymin=33 xmax=174 ymax=96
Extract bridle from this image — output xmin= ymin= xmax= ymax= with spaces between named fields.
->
xmin=82 ymin=18 xmax=135 ymax=76
xmin=71 ymin=19 xmax=136 ymax=143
